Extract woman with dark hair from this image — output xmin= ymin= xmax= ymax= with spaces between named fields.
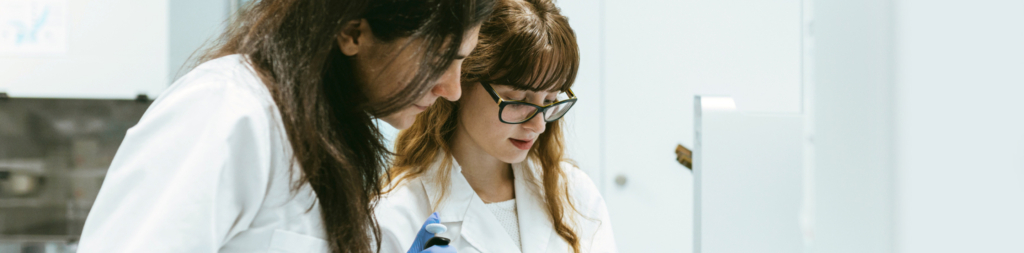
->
xmin=376 ymin=0 xmax=616 ymax=252
xmin=77 ymin=0 xmax=493 ymax=252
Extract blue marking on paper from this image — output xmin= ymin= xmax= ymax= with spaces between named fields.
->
xmin=0 ymin=0 xmax=68 ymax=54
xmin=10 ymin=7 xmax=48 ymax=44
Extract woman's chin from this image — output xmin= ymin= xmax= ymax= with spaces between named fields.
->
xmin=497 ymin=149 xmax=530 ymax=164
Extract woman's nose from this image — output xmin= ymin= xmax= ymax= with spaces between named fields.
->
xmin=522 ymin=112 xmax=547 ymax=133
xmin=432 ymin=63 xmax=463 ymax=101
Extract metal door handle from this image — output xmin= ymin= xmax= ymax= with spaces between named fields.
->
xmin=614 ymin=174 xmax=627 ymax=186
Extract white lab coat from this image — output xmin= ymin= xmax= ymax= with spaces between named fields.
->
xmin=375 ymin=155 xmax=618 ymax=253
xmin=79 ymin=55 xmax=331 ymax=253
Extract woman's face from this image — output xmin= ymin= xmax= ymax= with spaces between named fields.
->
xmin=457 ymin=82 xmax=562 ymax=163
xmin=352 ymin=25 xmax=482 ymax=130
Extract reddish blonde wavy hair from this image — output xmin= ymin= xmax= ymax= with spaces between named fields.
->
xmin=385 ymin=0 xmax=582 ymax=251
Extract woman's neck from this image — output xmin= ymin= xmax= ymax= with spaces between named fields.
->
xmin=450 ymin=126 xmax=515 ymax=203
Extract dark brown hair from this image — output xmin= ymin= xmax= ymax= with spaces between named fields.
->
xmin=387 ymin=0 xmax=582 ymax=252
xmin=199 ymin=0 xmax=493 ymax=252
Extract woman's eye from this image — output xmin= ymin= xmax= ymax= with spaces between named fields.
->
xmin=500 ymin=91 xmax=526 ymax=101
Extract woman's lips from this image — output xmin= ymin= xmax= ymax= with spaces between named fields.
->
xmin=509 ymin=138 xmax=534 ymax=150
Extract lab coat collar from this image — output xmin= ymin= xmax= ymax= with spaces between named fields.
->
xmin=513 ymin=161 xmax=554 ymax=253
xmin=419 ymin=154 xmax=554 ymax=253
xmin=419 ymin=155 xmax=474 ymax=222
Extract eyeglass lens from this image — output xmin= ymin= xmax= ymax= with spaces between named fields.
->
xmin=501 ymin=103 xmax=539 ymax=123
xmin=501 ymin=100 xmax=575 ymax=123
xmin=542 ymin=100 xmax=575 ymax=121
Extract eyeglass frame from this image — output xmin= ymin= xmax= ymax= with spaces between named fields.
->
xmin=479 ymin=81 xmax=578 ymax=124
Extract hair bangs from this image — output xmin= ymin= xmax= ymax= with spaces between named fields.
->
xmin=464 ymin=3 xmax=579 ymax=93
xmin=500 ymin=39 xmax=577 ymax=92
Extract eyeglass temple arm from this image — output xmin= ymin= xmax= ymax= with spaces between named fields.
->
xmin=480 ymin=82 xmax=502 ymax=103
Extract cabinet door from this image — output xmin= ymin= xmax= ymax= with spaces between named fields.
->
xmin=1 ymin=0 xmax=169 ymax=99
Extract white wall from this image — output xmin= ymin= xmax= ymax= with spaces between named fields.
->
xmin=169 ymin=0 xmax=231 ymax=83
xmin=0 ymin=0 xmax=170 ymax=99
xmin=0 ymin=0 xmax=234 ymax=99
xmin=811 ymin=0 xmax=1024 ymax=252
xmin=555 ymin=0 xmax=604 ymax=184
xmin=894 ymin=0 xmax=1024 ymax=252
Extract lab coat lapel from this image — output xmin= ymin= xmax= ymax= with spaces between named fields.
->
xmin=420 ymin=156 xmax=473 ymax=223
xmin=423 ymin=155 xmax=522 ymax=252
xmin=513 ymin=161 xmax=553 ymax=253
xmin=460 ymin=194 xmax=523 ymax=252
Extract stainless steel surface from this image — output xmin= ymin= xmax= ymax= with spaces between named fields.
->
xmin=0 ymin=235 xmax=79 ymax=253
xmin=0 ymin=98 xmax=150 ymax=241
xmin=0 ymin=160 xmax=46 ymax=197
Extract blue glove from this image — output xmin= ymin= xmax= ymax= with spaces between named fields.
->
xmin=420 ymin=245 xmax=454 ymax=253
xmin=407 ymin=212 xmax=455 ymax=253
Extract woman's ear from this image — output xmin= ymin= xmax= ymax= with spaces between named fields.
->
xmin=337 ymin=19 xmax=374 ymax=56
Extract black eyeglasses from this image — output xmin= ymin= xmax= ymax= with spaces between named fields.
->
xmin=480 ymin=81 xmax=578 ymax=124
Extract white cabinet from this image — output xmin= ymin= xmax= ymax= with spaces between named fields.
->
xmin=693 ymin=96 xmax=804 ymax=253
xmin=0 ymin=0 xmax=230 ymax=99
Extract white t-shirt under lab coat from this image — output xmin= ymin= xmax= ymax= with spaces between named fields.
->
xmin=79 ymin=55 xmax=331 ymax=253
xmin=375 ymin=155 xmax=618 ymax=253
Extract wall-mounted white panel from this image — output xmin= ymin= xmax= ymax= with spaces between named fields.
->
xmin=0 ymin=0 xmax=169 ymax=99
xmin=694 ymin=96 xmax=803 ymax=253
xmin=810 ymin=0 xmax=895 ymax=252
